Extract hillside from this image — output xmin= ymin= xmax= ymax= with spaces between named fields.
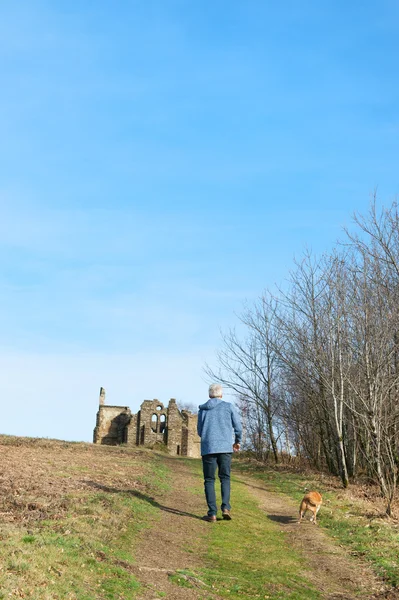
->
xmin=0 ymin=436 xmax=398 ymax=599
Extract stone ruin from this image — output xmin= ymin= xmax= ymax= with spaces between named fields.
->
xmin=93 ymin=387 xmax=201 ymax=458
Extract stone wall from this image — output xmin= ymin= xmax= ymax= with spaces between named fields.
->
xmin=182 ymin=411 xmax=201 ymax=458
xmin=126 ymin=412 xmax=138 ymax=446
xmin=139 ymin=400 xmax=168 ymax=446
xmin=93 ymin=405 xmax=131 ymax=445
xmin=166 ymin=399 xmax=184 ymax=455
xmin=93 ymin=391 xmax=200 ymax=458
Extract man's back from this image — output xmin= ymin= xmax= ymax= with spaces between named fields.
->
xmin=197 ymin=398 xmax=242 ymax=455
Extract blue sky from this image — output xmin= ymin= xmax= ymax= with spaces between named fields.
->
xmin=1 ymin=1 xmax=398 ymax=441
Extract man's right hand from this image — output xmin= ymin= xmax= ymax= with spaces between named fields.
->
xmin=233 ymin=443 xmax=240 ymax=452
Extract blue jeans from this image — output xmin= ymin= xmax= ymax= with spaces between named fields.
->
xmin=202 ymin=453 xmax=232 ymax=516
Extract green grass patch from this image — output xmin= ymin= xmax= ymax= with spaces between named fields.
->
xmin=142 ymin=452 xmax=172 ymax=493
xmin=0 ymin=507 xmax=143 ymax=599
xmin=234 ymin=459 xmax=399 ymax=587
xmin=185 ymin=458 xmax=320 ymax=600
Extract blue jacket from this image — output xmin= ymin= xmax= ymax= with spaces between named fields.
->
xmin=197 ymin=398 xmax=242 ymax=456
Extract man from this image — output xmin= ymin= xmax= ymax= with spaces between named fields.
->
xmin=197 ymin=383 xmax=242 ymax=522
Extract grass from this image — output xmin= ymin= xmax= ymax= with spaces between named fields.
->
xmin=183 ymin=458 xmax=321 ymax=600
xmin=3 ymin=435 xmax=398 ymax=599
xmin=0 ymin=499 xmax=145 ymax=599
xmin=234 ymin=458 xmax=399 ymax=587
xmin=0 ymin=438 xmax=170 ymax=599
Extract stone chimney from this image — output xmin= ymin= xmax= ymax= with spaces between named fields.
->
xmin=99 ymin=387 xmax=106 ymax=406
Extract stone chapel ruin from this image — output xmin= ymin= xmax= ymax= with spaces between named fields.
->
xmin=93 ymin=387 xmax=200 ymax=458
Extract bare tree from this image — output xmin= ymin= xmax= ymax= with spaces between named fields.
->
xmin=206 ymin=197 xmax=399 ymax=512
xmin=342 ymin=200 xmax=399 ymax=513
xmin=177 ymin=401 xmax=198 ymax=414
xmin=204 ymin=296 xmax=283 ymax=463
xmin=275 ymin=250 xmax=351 ymax=486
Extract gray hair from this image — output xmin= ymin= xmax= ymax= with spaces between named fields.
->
xmin=209 ymin=383 xmax=223 ymax=398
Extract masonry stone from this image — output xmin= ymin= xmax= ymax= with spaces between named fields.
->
xmin=99 ymin=387 xmax=106 ymax=406
xmin=93 ymin=388 xmax=201 ymax=458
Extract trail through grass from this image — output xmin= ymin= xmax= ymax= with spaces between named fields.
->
xmin=234 ymin=458 xmax=399 ymax=588
xmin=182 ymin=458 xmax=320 ymax=600
xmin=2 ymin=437 xmax=397 ymax=599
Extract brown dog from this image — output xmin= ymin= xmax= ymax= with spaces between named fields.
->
xmin=299 ymin=491 xmax=322 ymax=524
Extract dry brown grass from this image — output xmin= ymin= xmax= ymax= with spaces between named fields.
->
xmin=0 ymin=436 xmax=151 ymax=525
xmin=0 ymin=435 xmax=166 ymax=599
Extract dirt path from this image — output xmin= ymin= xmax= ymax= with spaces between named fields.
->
xmin=132 ymin=457 xmax=210 ymax=600
xmin=131 ymin=457 xmax=398 ymax=600
xmin=235 ymin=474 xmax=397 ymax=600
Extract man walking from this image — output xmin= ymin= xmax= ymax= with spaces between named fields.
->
xmin=197 ymin=383 xmax=242 ymax=522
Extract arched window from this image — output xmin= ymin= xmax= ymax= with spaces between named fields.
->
xmin=159 ymin=414 xmax=166 ymax=433
xmin=151 ymin=414 xmax=158 ymax=433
